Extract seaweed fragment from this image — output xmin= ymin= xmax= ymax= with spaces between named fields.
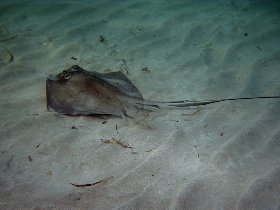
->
xmin=101 ymin=138 xmax=133 ymax=149
xmin=193 ymin=145 xmax=199 ymax=158
xmin=70 ymin=176 xmax=113 ymax=188
xmin=142 ymin=67 xmax=151 ymax=73
xmin=0 ymin=35 xmax=18 ymax=42
xmin=7 ymin=50 xmax=14 ymax=63
xmin=145 ymin=148 xmax=156 ymax=152
xmin=129 ymin=26 xmax=144 ymax=36
xmin=99 ymin=35 xmax=106 ymax=43
xmin=28 ymin=155 xmax=32 ymax=162
xmin=256 ymin=46 xmax=262 ymax=51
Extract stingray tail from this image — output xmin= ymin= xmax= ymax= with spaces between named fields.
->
xmin=134 ymin=96 xmax=280 ymax=111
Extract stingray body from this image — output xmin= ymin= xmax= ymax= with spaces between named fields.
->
xmin=47 ymin=65 xmax=144 ymax=117
xmin=46 ymin=65 xmax=280 ymax=118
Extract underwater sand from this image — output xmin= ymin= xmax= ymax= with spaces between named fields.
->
xmin=0 ymin=0 xmax=280 ymax=209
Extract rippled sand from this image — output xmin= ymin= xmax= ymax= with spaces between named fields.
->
xmin=0 ymin=1 xmax=280 ymax=209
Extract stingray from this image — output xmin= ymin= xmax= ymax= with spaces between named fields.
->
xmin=46 ymin=65 xmax=280 ymax=118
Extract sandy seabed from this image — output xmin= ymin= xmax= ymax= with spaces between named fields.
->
xmin=0 ymin=0 xmax=280 ymax=209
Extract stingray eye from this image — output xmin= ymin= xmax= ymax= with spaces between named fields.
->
xmin=63 ymin=70 xmax=72 ymax=80
xmin=58 ymin=70 xmax=72 ymax=81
